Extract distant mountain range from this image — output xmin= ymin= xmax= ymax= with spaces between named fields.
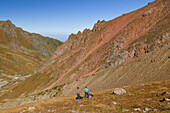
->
xmin=41 ymin=33 xmax=69 ymax=42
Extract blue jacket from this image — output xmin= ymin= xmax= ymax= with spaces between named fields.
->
xmin=84 ymin=88 xmax=89 ymax=93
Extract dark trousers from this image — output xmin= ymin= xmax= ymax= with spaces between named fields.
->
xmin=85 ymin=92 xmax=88 ymax=98
xmin=77 ymin=93 xmax=80 ymax=99
xmin=76 ymin=93 xmax=83 ymax=99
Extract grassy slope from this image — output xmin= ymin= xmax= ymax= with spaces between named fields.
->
xmin=0 ymin=46 xmax=41 ymax=75
xmin=1 ymin=80 xmax=170 ymax=113
xmin=0 ymin=20 xmax=63 ymax=75
xmin=0 ymin=20 xmax=63 ymax=100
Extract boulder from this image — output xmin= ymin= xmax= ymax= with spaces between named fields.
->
xmin=113 ymin=88 xmax=126 ymax=95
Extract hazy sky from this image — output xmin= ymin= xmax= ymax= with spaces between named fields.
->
xmin=0 ymin=0 xmax=155 ymax=42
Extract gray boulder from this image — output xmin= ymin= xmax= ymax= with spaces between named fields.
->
xmin=113 ymin=88 xmax=126 ymax=95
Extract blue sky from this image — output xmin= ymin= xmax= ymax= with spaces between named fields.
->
xmin=0 ymin=0 xmax=155 ymax=42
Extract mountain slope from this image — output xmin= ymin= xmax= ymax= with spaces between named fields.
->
xmin=61 ymin=43 xmax=170 ymax=96
xmin=37 ymin=0 xmax=169 ymax=88
xmin=0 ymin=20 xmax=63 ymax=75
xmin=0 ymin=20 xmax=63 ymax=94
xmin=0 ymin=0 xmax=169 ymax=100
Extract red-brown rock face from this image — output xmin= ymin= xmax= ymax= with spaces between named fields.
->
xmin=38 ymin=0 xmax=169 ymax=89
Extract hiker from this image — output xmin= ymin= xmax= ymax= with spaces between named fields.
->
xmin=88 ymin=92 xmax=93 ymax=98
xmin=76 ymin=87 xmax=83 ymax=99
xmin=84 ymin=86 xmax=89 ymax=98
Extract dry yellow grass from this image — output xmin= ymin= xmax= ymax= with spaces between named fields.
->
xmin=1 ymin=80 xmax=170 ymax=113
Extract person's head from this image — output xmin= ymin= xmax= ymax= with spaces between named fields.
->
xmin=77 ymin=87 xmax=79 ymax=89
xmin=85 ymin=86 xmax=87 ymax=88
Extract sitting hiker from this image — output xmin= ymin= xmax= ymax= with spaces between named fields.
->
xmin=84 ymin=86 xmax=89 ymax=98
xmin=88 ymin=93 xmax=93 ymax=98
xmin=90 ymin=94 xmax=93 ymax=98
xmin=88 ymin=92 xmax=90 ymax=98
xmin=76 ymin=87 xmax=83 ymax=99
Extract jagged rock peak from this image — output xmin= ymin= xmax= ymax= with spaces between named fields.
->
xmin=68 ymin=33 xmax=77 ymax=39
xmin=92 ymin=19 xmax=106 ymax=31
